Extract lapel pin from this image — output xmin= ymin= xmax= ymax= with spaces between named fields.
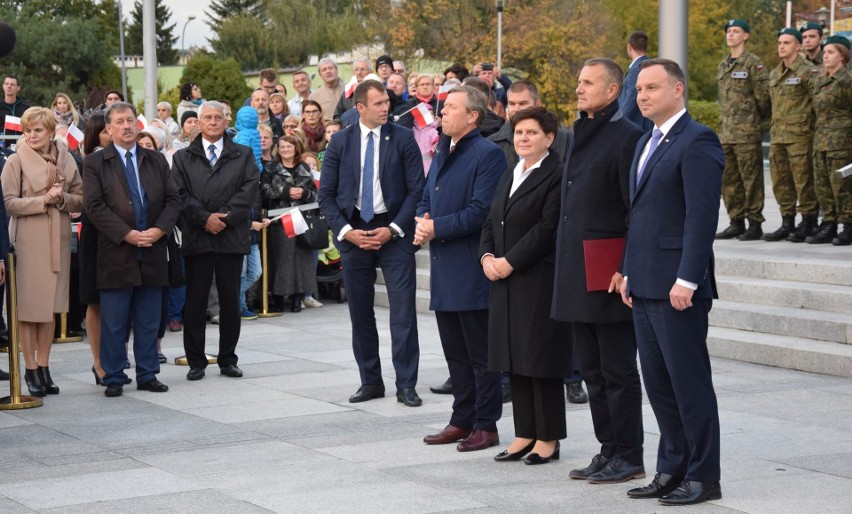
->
xmin=385 ymin=136 xmax=390 ymax=141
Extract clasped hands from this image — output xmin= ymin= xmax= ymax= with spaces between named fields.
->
xmin=205 ymin=212 xmax=228 ymax=234
xmin=344 ymin=226 xmax=391 ymax=250
xmin=43 ymin=181 xmax=64 ymax=206
xmin=481 ymin=254 xmax=513 ymax=281
xmin=124 ymin=227 xmax=164 ymax=248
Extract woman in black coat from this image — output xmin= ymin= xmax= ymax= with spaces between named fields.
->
xmin=480 ymin=107 xmax=571 ymax=465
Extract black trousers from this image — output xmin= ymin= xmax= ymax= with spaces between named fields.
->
xmin=183 ymin=252 xmax=243 ymax=369
xmin=435 ymin=309 xmax=502 ymax=432
xmin=574 ymin=321 xmax=644 ymax=465
xmin=510 ymin=374 xmax=566 ymax=441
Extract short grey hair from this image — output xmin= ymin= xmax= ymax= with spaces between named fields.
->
xmin=198 ymin=100 xmax=225 ymax=117
xmin=157 ymin=101 xmax=172 ymax=112
xmin=449 ymin=85 xmax=487 ymax=128
xmin=353 ymin=57 xmax=373 ymax=71
xmin=318 ymin=57 xmax=338 ymax=70
xmin=105 ymin=101 xmax=137 ymax=124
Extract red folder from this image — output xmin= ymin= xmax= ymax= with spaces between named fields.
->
xmin=582 ymin=237 xmax=625 ymax=291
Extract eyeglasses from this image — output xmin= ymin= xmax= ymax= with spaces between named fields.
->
xmin=303 ymin=110 xmax=320 ymax=115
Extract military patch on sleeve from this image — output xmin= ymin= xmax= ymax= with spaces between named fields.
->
xmin=756 ymin=65 xmax=764 ymax=71
xmin=785 ymin=77 xmax=801 ymax=85
xmin=810 ymin=67 xmax=820 ymax=74
xmin=732 ymin=71 xmax=748 ymax=79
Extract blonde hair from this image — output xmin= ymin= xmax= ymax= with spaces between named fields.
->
xmin=283 ymin=114 xmax=302 ymax=128
xmin=21 ymin=107 xmax=57 ymax=134
xmin=257 ymin=123 xmax=273 ymax=137
xmin=51 ymin=92 xmax=81 ymax=126
xmin=269 ymin=92 xmax=289 ymax=117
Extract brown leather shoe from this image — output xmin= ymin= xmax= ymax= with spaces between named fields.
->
xmin=456 ymin=429 xmax=499 ymax=452
xmin=423 ymin=425 xmax=471 ymax=445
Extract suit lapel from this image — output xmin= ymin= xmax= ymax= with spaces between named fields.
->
xmin=378 ymin=124 xmax=390 ymax=192
xmin=505 ymin=153 xmax=557 ymax=213
xmin=634 ymin=113 xmax=690 ymax=197
xmin=349 ymin=126 xmax=362 ymax=193
xmin=107 ymin=143 xmax=133 ymax=201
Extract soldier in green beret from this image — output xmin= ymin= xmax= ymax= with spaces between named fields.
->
xmin=809 ymin=35 xmax=852 ymax=245
xmin=799 ymin=22 xmax=824 ymax=66
xmin=762 ymin=28 xmax=820 ymax=242
xmin=716 ymin=19 xmax=771 ymax=240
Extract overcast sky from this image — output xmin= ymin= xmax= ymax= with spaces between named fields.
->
xmin=121 ymin=0 xmax=215 ymax=51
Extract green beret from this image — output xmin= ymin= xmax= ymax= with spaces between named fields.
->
xmin=778 ymin=27 xmax=803 ymax=43
xmin=799 ymin=22 xmax=823 ymax=35
xmin=821 ymin=35 xmax=851 ymax=50
xmin=724 ymin=19 xmax=750 ymax=33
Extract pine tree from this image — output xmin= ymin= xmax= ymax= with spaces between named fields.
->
xmin=206 ymin=0 xmax=266 ymax=32
xmin=125 ymin=0 xmax=179 ymax=65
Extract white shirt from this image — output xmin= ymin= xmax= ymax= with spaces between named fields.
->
xmin=288 ymin=94 xmax=311 ymax=117
xmin=337 ymin=123 xmax=402 ymax=240
xmin=510 ymin=152 xmax=548 ymax=196
xmin=630 ymin=107 xmax=697 ymax=291
xmin=201 ymin=136 xmax=224 ymax=164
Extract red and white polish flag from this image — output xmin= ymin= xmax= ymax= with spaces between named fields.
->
xmin=4 ymin=115 xmax=22 ymax=132
xmin=65 ymin=124 xmax=85 ymax=150
xmin=312 ymin=170 xmax=321 ymax=189
xmin=280 ymin=208 xmax=308 ymax=238
xmin=437 ymin=84 xmax=453 ymax=101
xmin=411 ymin=102 xmax=435 ymax=128
xmin=344 ymin=76 xmax=358 ymax=99
xmin=137 ymin=114 xmax=149 ymax=131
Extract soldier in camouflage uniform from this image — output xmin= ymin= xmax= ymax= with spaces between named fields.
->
xmin=800 ymin=22 xmax=824 ymax=67
xmin=762 ymin=28 xmax=820 ymax=242
xmin=716 ymin=19 xmax=771 ymax=240
xmin=809 ymin=36 xmax=852 ymax=245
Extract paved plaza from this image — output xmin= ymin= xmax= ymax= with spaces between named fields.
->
xmin=0 ymin=297 xmax=850 ymax=513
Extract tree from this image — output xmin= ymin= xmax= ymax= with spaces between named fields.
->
xmin=0 ymin=1 xmax=122 ymax=108
xmin=177 ymin=52 xmax=252 ymax=109
xmin=3 ymin=0 xmax=122 ymax=55
xmin=124 ymin=0 xmax=179 ymax=65
xmin=211 ymin=14 xmax=280 ymax=71
xmin=205 ymin=0 xmax=265 ymax=33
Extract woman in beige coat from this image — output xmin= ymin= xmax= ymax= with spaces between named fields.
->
xmin=2 ymin=107 xmax=83 ymax=397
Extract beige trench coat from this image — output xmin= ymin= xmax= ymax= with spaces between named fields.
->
xmin=2 ymin=140 xmax=83 ymax=322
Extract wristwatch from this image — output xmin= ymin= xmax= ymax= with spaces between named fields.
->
xmin=388 ymin=226 xmax=401 ymax=240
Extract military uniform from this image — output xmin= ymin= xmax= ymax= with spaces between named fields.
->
xmin=717 ymin=52 xmax=770 ymax=233
xmin=766 ymin=54 xmax=819 ymax=240
xmin=811 ymin=68 xmax=852 ymax=243
xmin=803 ymin=49 xmax=823 ymax=66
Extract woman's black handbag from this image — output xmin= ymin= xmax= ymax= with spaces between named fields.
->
xmin=297 ymin=208 xmax=329 ymax=250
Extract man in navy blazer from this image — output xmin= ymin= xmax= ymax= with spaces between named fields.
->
xmin=619 ymin=59 xmax=724 ymax=506
xmin=318 ymin=80 xmax=425 ymax=407
xmin=618 ymin=31 xmax=653 ymax=132
xmin=415 ymin=86 xmax=506 ymax=452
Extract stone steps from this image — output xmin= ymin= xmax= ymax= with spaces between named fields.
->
xmin=710 ymin=300 xmax=852 ymax=345
xmin=716 ymin=276 xmax=852 ymax=315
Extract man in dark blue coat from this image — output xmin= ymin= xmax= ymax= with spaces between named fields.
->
xmin=620 ymin=59 xmax=724 ymax=506
xmin=416 ymin=85 xmax=507 ymax=452
xmin=618 ymin=32 xmax=653 ymax=132
xmin=318 ymin=80 xmax=425 ymax=407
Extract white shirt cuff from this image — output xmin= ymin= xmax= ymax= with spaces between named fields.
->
xmin=676 ymin=278 xmax=698 ymax=290
xmin=389 ymin=222 xmax=404 ymax=238
xmin=480 ymin=253 xmax=494 ymax=266
xmin=337 ymin=224 xmax=353 ymax=241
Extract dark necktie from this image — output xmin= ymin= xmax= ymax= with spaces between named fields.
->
xmin=124 ymin=151 xmax=142 ymax=204
xmin=361 ymin=132 xmax=375 ymax=223
xmin=637 ymin=128 xmax=663 ymax=181
xmin=208 ymin=144 xmax=218 ymax=166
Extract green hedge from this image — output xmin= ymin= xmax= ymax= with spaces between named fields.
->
xmin=688 ymin=100 xmax=720 ymax=134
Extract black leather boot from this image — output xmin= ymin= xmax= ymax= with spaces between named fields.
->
xmin=761 ymin=216 xmax=795 ymax=241
xmin=833 ymin=223 xmax=852 ymax=246
xmin=290 ymin=294 xmax=303 ymax=313
xmin=787 ymin=214 xmax=818 ymax=243
xmin=737 ymin=221 xmax=763 ymax=241
xmin=38 ymin=366 xmax=60 ymax=394
xmin=715 ymin=219 xmax=745 ymax=239
xmin=24 ymin=368 xmax=46 ymax=397
xmin=805 ymin=222 xmax=837 ymax=244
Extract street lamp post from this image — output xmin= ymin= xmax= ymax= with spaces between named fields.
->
xmin=496 ymin=1 xmax=505 ymax=69
xmin=181 ymin=15 xmax=197 ymax=61
xmin=117 ymin=0 xmax=127 ymax=100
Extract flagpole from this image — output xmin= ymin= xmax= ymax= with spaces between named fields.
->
xmin=258 ymin=222 xmax=282 ymax=318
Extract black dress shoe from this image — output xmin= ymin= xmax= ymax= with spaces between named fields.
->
xmin=38 ymin=366 xmax=60 ymax=395
xmin=123 ymin=376 xmax=133 ymax=385
xmin=494 ymin=440 xmax=535 ymax=462
xmin=137 ymin=379 xmax=169 ymax=392
xmin=349 ymin=384 xmax=385 ymax=403
xmin=396 ymin=387 xmax=422 ymax=407
xmin=569 ymin=454 xmax=610 ymax=479
xmin=158 ymin=353 xmax=167 ymax=364
xmin=523 ymin=442 xmax=560 ymax=465
xmin=24 ymin=368 xmax=46 ymax=397
xmin=659 ymin=480 xmax=722 ymax=505
xmin=587 ymin=457 xmax=646 ymax=483
xmin=566 ymin=381 xmax=588 ymax=404
xmin=220 ymin=364 xmax=243 ymax=378
xmin=627 ymin=472 xmax=684 ymax=499
xmin=186 ymin=367 xmax=206 ymax=381
xmin=429 ymin=377 xmax=453 ymax=394
xmin=104 ymin=383 xmax=123 ymax=397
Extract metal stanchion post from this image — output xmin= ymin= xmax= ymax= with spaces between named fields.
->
xmin=258 ymin=223 xmax=282 ymax=318
xmin=0 ymin=253 xmax=43 ymax=409
xmin=53 ymin=312 xmax=83 ymax=343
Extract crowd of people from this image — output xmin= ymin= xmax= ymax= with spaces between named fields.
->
xmin=0 ymin=19 xmax=848 ymax=507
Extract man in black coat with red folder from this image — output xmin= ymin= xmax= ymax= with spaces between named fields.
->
xmin=551 ymin=58 xmax=645 ymax=483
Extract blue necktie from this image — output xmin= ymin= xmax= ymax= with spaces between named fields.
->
xmin=208 ymin=144 xmax=218 ymax=167
xmin=124 ymin=150 xmax=142 ymax=206
xmin=637 ymin=128 xmax=663 ymax=181
xmin=361 ymin=132 xmax=375 ymax=223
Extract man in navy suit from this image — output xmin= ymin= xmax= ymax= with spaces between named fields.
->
xmin=619 ymin=31 xmax=653 ymax=132
xmin=318 ymin=79 xmax=425 ymax=407
xmin=415 ymin=86 xmax=506 ymax=452
xmin=619 ymin=59 xmax=724 ymax=506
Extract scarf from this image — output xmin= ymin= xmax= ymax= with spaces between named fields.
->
xmin=416 ymin=93 xmax=436 ymax=105
xmin=53 ymin=109 xmax=74 ymax=127
xmin=301 ymin=119 xmax=326 ymax=152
